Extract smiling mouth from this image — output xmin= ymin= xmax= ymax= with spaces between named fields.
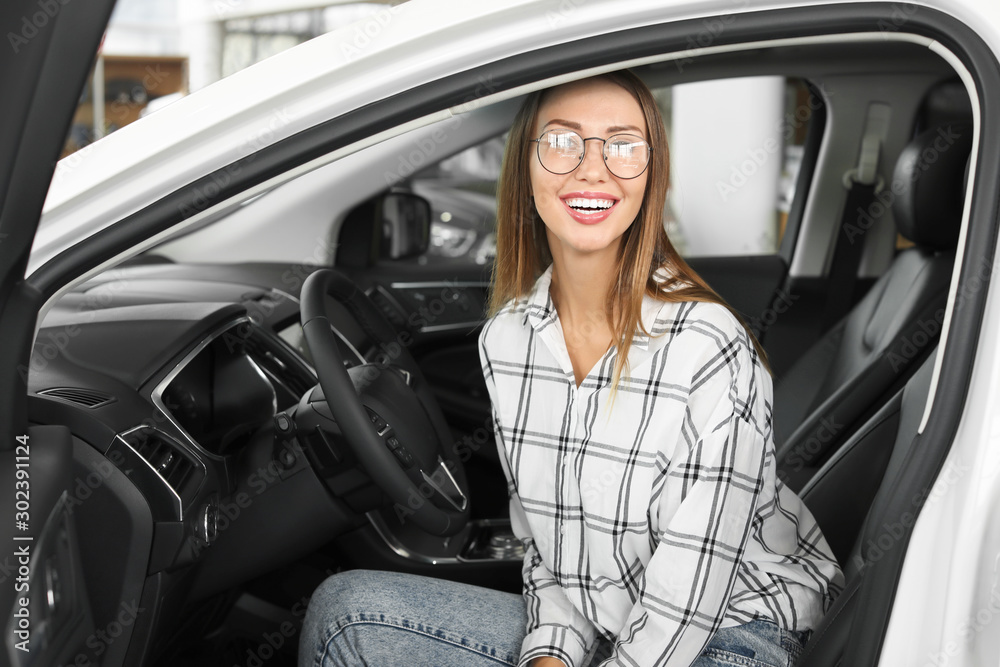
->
xmin=563 ymin=197 xmax=616 ymax=211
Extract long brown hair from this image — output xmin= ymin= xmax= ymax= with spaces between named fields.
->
xmin=487 ymin=70 xmax=770 ymax=400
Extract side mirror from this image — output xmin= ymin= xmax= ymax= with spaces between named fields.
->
xmin=379 ymin=192 xmax=431 ymax=260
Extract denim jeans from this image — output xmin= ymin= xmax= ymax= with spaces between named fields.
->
xmin=299 ymin=570 xmax=810 ymax=667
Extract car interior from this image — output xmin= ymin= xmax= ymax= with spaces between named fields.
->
xmin=18 ymin=13 xmax=986 ymax=667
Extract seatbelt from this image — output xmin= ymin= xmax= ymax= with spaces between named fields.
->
xmin=822 ymin=133 xmax=883 ymax=329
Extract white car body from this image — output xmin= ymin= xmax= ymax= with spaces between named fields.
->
xmin=18 ymin=0 xmax=1000 ymax=664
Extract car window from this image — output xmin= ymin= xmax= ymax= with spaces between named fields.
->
xmin=407 ymin=76 xmax=816 ymax=265
xmin=665 ymin=76 xmax=815 ymax=256
xmin=409 ymin=136 xmax=505 ymax=265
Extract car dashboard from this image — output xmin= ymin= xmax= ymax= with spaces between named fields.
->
xmin=21 ymin=259 xmax=516 ymax=664
xmin=25 ymin=263 xmax=342 ymax=582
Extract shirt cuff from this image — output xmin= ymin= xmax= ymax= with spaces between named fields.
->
xmin=519 ymin=625 xmax=592 ymax=667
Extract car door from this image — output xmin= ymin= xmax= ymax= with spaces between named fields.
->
xmin=0 ymin=1 xmax=119 ymax=663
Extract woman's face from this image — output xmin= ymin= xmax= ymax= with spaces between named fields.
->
xmin=530 ymin=78 xmax=649 ymax=261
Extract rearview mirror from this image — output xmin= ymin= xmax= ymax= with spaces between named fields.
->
xmin=379 ymin=192 xmax=431 ymax=260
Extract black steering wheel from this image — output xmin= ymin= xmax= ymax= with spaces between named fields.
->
xmin=299 ymin=269 xmax=471 ymax=536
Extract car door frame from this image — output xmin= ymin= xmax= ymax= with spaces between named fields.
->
xmin=0 ymin=0 xmax=120 ymax=660
xmin=0 ymin=0 xmax=117 ymax=448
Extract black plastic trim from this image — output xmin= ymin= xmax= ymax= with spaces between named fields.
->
xmin=779 ymin=79 xmax=828 ymax=264
xmin=0 ymin=0 xmax=118 ymax=445
xmin=836 ymin=19 xmax=999 ymax=667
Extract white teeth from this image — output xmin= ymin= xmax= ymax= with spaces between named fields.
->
xmin=565 ymin=198 xmax=615 ymax=211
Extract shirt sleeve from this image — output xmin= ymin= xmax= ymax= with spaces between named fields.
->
xmin=478 ymin=325 xmax=599 ymax=667
xmin=600 ymin=327 xmax=769 ymax=667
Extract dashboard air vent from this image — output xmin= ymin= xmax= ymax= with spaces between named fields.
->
xmin=118 ymin=427 xmax=204 ymax=505
xmin=130 ymin=431 xmax=195 ymax=491
xmin=37 ymin=387 xmax=116 ymax=408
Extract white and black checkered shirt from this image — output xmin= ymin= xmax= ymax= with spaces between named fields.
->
xmin=479 ymin=264 xmax=844 ymax=667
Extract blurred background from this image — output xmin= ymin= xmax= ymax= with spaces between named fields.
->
xmin=63 ymin=0 xmax=406 ymax=157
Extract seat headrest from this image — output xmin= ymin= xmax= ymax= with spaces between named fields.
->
xmin=891 ymin=122 xmax=973 ymax=251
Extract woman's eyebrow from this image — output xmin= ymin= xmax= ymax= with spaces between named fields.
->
xmin=542 ymin=119 xmax=582 ymax=130
xmin=541 ymin=119 xmax=645 ymax=135
xmin=607 ymin=124 xmax=644 ymax=135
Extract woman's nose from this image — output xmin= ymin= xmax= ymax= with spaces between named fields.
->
xmin=575 ymin=140 xmax=609 ymax=182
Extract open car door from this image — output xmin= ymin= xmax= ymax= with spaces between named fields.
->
xmin=0 ymin=1 xmax=118 ymax=664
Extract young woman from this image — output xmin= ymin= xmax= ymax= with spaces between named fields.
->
xmin=299 ymin=71 xmax=843 ymax=667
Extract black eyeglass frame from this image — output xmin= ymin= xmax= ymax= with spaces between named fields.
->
xmin=529 ymin=129 xmax=653 ymax=180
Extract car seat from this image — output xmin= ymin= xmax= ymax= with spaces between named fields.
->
xmin=773 ymin=122 xmax=972 ymax=490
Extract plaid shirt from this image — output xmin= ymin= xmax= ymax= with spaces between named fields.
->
xmin=478 ymin=264 xmax=844 ymax=667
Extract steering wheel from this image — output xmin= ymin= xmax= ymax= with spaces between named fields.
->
xmin=299 ymin=269 xmax=471 ymax=537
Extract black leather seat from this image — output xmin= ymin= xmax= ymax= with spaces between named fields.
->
xmin=796 ymin=347 xmax=937 ymax=665
xmin=774 ymin=123 xmax=972 ymax=490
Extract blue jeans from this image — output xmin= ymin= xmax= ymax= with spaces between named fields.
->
xmin=299 ymin=570 xmax=810 ymax=667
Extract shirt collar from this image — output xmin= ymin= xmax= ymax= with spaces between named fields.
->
xmin=521 ymin=263 xmax=674 ymax=352
xmin=521 ymin=263 xmax=557 ymax=332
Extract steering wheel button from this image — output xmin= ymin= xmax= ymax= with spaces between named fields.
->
xmin=393 ymin=447 xmax=414 ymax=468
xmin=274 ymin=412 xmax=292 ymax=433
xmin=366 ymin=409 xmax=389 ymax=433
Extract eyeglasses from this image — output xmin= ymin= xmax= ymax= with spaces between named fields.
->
xmin=530 ymin=129 xmax=652 ymax=179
